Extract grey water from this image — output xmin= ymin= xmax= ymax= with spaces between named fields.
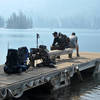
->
xmin=0 ymin=28 xmax=100 ymax=100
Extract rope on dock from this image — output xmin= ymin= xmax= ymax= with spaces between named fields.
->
xmin=7 ymin=88 xmax=24 ymax=99
xmin=0 ymin=76 xmax=48 ymax=99
xmin=0 ymin=88 xmax=7 ymax=99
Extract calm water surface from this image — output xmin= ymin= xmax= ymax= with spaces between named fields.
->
xmin=0 ymin=28 xmax=100 ymax=64
xmin=0 ymin=28 xmax=100 ymax=100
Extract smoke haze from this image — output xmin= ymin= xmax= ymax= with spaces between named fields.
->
xmin=0 ymin=0 xmax=100 ymax=18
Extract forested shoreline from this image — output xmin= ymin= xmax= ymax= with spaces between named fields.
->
xmin=0 ymin=12 xmax=100 ymax=29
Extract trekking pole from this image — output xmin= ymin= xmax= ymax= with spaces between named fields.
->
xmin=35 ymin=33 xmax=40 ymax=67
xmin=36 ymin=33 xmax=40 ymax=48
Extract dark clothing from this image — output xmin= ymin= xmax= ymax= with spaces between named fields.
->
xmin=52 ymin=36 xmax=65 ymax=50
xmin=52 ymin=37 xmax=60 ymax=46
xmin=52 ymin=35 xmax=70 ymax=50
xmin=58 ymin=36 xmax=70 ymax=49
xmin=65 ymin=37 xmax=70 ymax=48
xmin=51 ymin=45 xmax=64 ymax=50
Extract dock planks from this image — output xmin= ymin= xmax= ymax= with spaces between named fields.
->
xmin=0 ymin=52 xmax=100 ymax=88
xmin=0 ymin=52 xmax=100 ymax=100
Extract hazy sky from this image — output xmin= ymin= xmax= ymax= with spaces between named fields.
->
xmin=0 ymin=0 xmax=100 ymax=18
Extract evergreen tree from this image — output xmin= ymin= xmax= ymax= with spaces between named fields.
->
xmin=6 ymin=12 xmax=33 ymax=29
xmin=0 ymin=16 xmax=4 ymax=27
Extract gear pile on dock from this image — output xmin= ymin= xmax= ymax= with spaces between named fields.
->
xmin=4 ymin=44 xmax=73 ymax=74
xmin=0 ymin=33 xmax=100 ymax=100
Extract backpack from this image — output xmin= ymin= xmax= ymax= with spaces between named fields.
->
xmin=4 ymin=48 xmax=29 ymax=74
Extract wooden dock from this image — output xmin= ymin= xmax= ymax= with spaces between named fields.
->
xmin=0 ymin=52 xmax=100 ymax=99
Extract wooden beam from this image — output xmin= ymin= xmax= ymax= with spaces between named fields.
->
xmin=49 ymin=48 xmax=73 ymax=57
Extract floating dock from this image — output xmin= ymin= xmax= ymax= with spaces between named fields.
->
xmin=0 ymin=52 xmax=100 ymax=99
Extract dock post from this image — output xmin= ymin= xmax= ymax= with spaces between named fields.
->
xmin=49 ymin=70 xmax=71 ymax=91
xmin=64 ymin=69 xmax=71 ymax=85
xmin=75 ymin=66 xmax=83 ymax=82
xmin=93 ymin=61 xmax=100 ymax=76
xmin=68 ymin=53 xmax=72 ymax=58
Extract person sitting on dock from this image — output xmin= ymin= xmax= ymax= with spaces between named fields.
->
xmin=59 ymin=33 xmax=70 ymax=49
xmin=51 ymin=32 xmax=61 ymax=50
xmin=69 ymin=32 xmax=80 ymax=57
xmin=66 ymin=37 xmax=70 ymax=48
xmin=51 ymin=32 xmax=69 ymax=50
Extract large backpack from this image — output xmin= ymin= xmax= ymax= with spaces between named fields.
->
xmin=5 ymin=49 xmax=18 ymax=67
xmin=4 ymin=48 xmax=29 ymax=74
xmin=18 ymin=47 xmax=29 ymax=65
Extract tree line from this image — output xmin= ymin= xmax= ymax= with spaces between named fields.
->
xmin=7 ymin=12 xmax=33 ymax=29
xmin=0 ymin=12 xmax=100 ymax=29
xmin=0 ymin=12 xmax=33 ymax=29
xmin=0 ymin=16 xmax=4 ymax=27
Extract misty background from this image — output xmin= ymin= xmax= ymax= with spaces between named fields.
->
xmin=0 ymin=0 xmax=100 ymax=29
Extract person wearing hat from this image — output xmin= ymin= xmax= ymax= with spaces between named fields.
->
xmin=52 ymin=32 xmax=59 ymax=46
xmin=51 ymin=32 xmax=60 ymax=50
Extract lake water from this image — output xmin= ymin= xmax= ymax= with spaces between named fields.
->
xmin=0 ymin=28 xmax=100 ymax=64
xmin=0 ymin=28 xmax=100 ymax=100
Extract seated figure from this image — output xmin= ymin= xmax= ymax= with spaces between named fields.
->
xmin=51 ymin=32 xmax=70 ymax=50
xmin=69 ymin=32 xmax=80 ymax=57
xmin=51 ymin=32 xmax=62 ymax=50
